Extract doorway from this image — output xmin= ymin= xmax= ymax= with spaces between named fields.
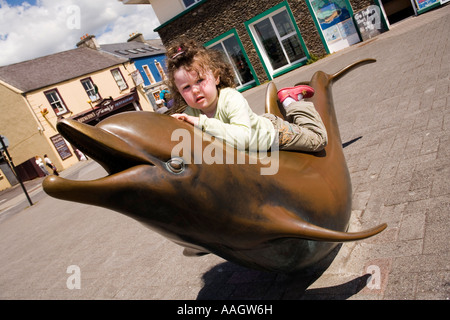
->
xmin=380 ymin=0 xmax=416 ymax=24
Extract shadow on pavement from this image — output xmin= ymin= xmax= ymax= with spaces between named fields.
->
xmin=197 ymin=244 xmax=370 ymax=300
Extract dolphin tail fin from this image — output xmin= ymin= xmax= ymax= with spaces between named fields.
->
xmin=265 ymin=59 xmax=376 ymax=120
xmin=329 ymin=58 xmax=377 ymax=82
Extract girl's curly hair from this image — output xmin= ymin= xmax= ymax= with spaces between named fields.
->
xmin=165 ymin=40 xmax=236 ymax=108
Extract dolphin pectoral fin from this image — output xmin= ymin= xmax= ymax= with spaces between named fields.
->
xmin=264 ymin=82 xmax=285 ymax=119
xmin=264 ymin=206 xmax=387 ymax=242
xmin=182 ymin=248 xmax=210 ymax=257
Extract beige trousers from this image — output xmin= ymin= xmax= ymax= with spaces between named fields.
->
xmin=262 ymin=101 xmax=328 ymax=152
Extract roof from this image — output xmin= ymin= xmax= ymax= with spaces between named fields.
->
xmin=100 ymin=39 xmax=166 ymax=60
xmin=0 ymin=47 xmax=129 ymax=93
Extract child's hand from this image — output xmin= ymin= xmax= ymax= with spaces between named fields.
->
xmin=171 ymin=113 xmax=199 ymax=127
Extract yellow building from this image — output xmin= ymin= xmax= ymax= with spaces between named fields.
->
xmin=0 ymin=36 xmax=153 ymax=182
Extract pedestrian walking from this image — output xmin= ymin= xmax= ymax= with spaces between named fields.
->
xmin=35 ymin=155 xmax=49 ymax=176
xmin=44 ymin=154 xmax=59 ymax=176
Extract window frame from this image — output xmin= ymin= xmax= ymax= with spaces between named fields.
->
xmin=245 ymin=1 xmax=310 ymax=80
xmin=181 ymin=0 xmax=202 ymax=9
xmin=154 ymin=60 xmax=167 ymax=81
xmin=110 ymin=68 xmax=128 ymax=91
xmin=142 ymin=64 xmax=156 ymax=84
xmin=80 ymin=77 xmax=101 ymax=102
xmin=43 ymin=88 xmax=69 ymax=116
xmin=205 ymin=29 xmax=259 ymax=91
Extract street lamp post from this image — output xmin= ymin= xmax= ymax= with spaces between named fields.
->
xmin=0 ymin=135 xmax=33 ymax=206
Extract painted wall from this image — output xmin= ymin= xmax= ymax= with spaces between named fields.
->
xmin=25 ymin=62 xmax=152 ymax=169
xmin=0 ymin=83 xmax=55 ymax=168
xmin=150 ymin=0 xmax=186 ymax=24
xmin=133 ymin=54 xmax=167 ymax=86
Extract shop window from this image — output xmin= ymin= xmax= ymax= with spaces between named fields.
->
xmin=111 ymin=68 xmax=128 ymax=91
xmin=247 ymin=6 xmax=307 ymax=78
xmin=44 ymin=89 xmax=69 ymax=116
xmin=81 ymin=78 xmax=100 ymax=102
xmin=307 ymin=0 xmax=360 ymax=53
xmin=207 ymin=32 xmax=257 ymax=91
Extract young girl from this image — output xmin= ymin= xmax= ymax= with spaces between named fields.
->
xmin=167 ymin=40 xmax=327 ymax=153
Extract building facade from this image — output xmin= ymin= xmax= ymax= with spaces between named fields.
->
xmin=0 ymin=42 xmax=153 ymax=182
xmin=122 ymin=0 xmax=445 ymax=90
xmin=123 ymin=0 xmax=391 ymax=89
xmin=99 ymin=33 xmax=169 ymax=110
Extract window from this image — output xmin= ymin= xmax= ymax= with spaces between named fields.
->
xmin=81 ymin=78 xmax=100 ymax=102
xmin=143 ymin=65 xmax=156 ymax=84
xmin=247 ymin=7 xmax=307 ymax=76
xmin=207 ymin=33 xmax=256 ymax=90
xmin=182 ymin=0 xmax=202 ymax=9
xmin=44 ymin=89 xmax=69 ymax=116
xmin=111 ymin=68 xmax=128 ymax=91
xmin=155 ymin=61 xmax=167 ymax=81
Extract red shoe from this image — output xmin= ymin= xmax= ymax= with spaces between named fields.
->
xmin=277 ymin=85 xmax=314 ymax=103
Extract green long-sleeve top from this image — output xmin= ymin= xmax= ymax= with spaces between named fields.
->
xmin=184 ymin=87 xmax=276 ymax=151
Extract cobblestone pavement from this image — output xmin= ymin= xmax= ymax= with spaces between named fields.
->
xmin=0 ymin=5 xmax=449 ymax=300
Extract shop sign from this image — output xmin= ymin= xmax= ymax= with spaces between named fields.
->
xmin=414 ymin=0 xmax=441 ymax=13
xmin=74 ymin=91 xmax=138 ymax=124
xmin=76 ymin=111 xmax=97 ymax=123
xmin=354 ymin=5 xmax=388 ymax=41
xmin=50 ymin=134 xmax=73 ymax=160
xmin=131 ymin=70 xmax=144 ymax=86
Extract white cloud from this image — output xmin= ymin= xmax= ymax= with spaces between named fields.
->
xmin=0 ymin=0 xmax=160 ymax=66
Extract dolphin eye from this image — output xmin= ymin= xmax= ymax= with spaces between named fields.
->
xmin=165 ymin=157 xmax=185 ymax=174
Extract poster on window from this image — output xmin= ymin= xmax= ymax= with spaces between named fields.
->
xmin=309 ymin=0 xmax=360 ymax=53
xmin=414 ymin=0 xmax=441 ymax=13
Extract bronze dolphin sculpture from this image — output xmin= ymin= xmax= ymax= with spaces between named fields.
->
xmin=43 ymin=59 xmax=386 ymax=273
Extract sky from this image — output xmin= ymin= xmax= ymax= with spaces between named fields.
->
xmin=0 ymin=0 xmax=161 ymax=66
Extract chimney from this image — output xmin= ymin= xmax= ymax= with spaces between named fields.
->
xmin=76 ymin=34 xmax=100 ymax=50
xmin=127 ymin=32 xmax=145 ymax=43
